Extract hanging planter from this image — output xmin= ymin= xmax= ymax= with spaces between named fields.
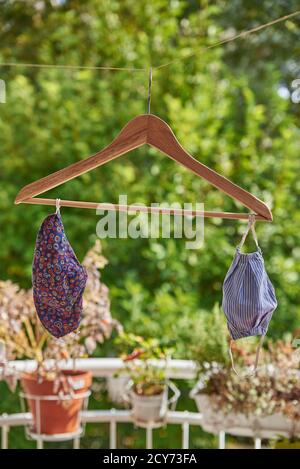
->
xmin=20 ymin=370 xmax=92 ymax=436
xmin=125 ymin=380 xmax=180 ymax=425
xmin=190 ymin=387 xmax=300 ymax=438
xmin=189 ymin=336 xmax=300 ymax=439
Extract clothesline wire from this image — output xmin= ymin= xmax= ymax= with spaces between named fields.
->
xmin=0 ymin=9 xmax=299 ymax=73
xmin=0 ymin=63 xmax=145 ymax=72
xmin=156 ymin=9 xmax=300 ymax=70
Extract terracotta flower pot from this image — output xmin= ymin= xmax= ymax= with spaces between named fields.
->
xmin=21 ymin=370 xmax=92 ymax=435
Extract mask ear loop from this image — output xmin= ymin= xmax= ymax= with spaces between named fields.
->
xmin=55 ymin=198 xmax=61 ymax=214
xmin=229 ymin=334 xmax=265 ymax=376
xmin=237 ymin=214 xmax=260 ymax=252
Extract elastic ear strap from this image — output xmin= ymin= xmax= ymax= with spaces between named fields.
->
xmin=253 ymin=334 xmax=265 ymax=370
xmin=56 ymin=198 xmax=61 ymax=214
xmin=229 ymin=335 xmax=265 ymax=377
xmin=250 ymin=223 xmax=259 ymax=248
xmin=229 ymin=340 xmax=240 ymax=376
xmin=238 ymin=215 xmax=259 ymax=249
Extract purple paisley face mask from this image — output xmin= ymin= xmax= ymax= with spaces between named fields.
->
xmin=32 ymin=208 xmax=88 ymax=338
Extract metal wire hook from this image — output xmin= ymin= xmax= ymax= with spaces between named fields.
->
xmin=147 ymin=66 xmax=152 ymax=114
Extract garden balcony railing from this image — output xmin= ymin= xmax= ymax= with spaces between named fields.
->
xmin=0 ymin=358 xmax=295 ymax=450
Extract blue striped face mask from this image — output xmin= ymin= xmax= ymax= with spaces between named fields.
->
xmin=222 ymin=215 xmax=277 ymax=375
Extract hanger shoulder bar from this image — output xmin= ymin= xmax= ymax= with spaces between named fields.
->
xmin=21 ymin=197 xmax=270 ymax=221
xmin=147 ymin=115 xmax=272 ymax=221
xmin=15 ymin=113 xmax=272 ymax=221
xmin=15 ymin=115 xmax=149 ymax=204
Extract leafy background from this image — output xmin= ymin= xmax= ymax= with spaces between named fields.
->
xmin=0 ymin=0 xmax=299 ymax=448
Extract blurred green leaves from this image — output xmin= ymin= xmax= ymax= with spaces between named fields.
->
xmin=0 ymin=0 xmax=299 ymax=346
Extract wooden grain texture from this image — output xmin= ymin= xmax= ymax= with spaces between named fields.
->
xmin=15 ymin=114 xmax=272 ymax=221
xmin=22 ymin=197 xmax=270 ymax=221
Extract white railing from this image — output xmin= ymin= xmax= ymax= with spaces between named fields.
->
xmin=0 ymin=409 xmax=204 ymax=450
xmin=6 ymin=357 xmax=198 ymax=379
xmin=0 ymin=358 xmax=275 ymax=449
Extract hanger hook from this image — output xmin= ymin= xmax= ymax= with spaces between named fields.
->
xmin=56 ymin=198 xmax=61 ymax=214
xmin=147 ymin=66 xmax=152 ymax=114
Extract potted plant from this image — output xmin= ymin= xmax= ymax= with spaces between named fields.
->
xmin=189 ymin=320 xmax=300 ymax=438
xmin=191 ymin=342 xmax=300 ymax=437
xmin=115 ymin=333 xmax=179 ymax=425
xmin=0 ymin=240 xmax=120 ymax=435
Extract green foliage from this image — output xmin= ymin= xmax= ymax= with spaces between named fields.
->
xmin=272 ymin=438 xmax=300 ymax=449
xmin=175 ymin=303 xmax=230 ymax=366
xmin=115 ymin=332 xmax=172 ymax=360
xmin=200 ymin=338 xmax=300 ymax=420
xmin=0 ymin=0 xmax=299 ymax=374
xmin=1 ymin=1 xmax=299 ymax=344
xmin=115 ymin=333 xmax=171 ymax=396
xmin=0 ymin=0 xmax=299 ymax=449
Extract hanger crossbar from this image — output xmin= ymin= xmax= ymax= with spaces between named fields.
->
xmin=23 ymin=197 xmax=270 ymax=221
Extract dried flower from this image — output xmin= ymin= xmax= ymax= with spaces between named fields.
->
xmin=200 ymin=338 xmax=300 ymax=421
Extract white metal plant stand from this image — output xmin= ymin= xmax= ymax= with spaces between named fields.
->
xmin=29 ymin=428 xmax=83 ymax=450
xmin=19 ymin=390 xmax=90 ymax=449
xmin=124 ymin=380 xmax=180 ymax=432
xmin=1 ymin=358 xmax=297 ymax=449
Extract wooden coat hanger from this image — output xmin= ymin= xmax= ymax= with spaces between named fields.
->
xmin=15 ymin=70 xmax=272 ymax=222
